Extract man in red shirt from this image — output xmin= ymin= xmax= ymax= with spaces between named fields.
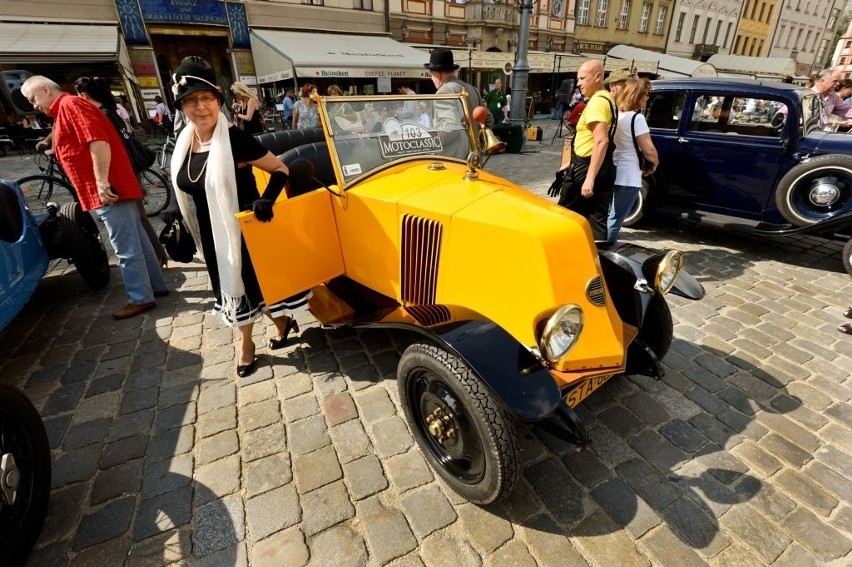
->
xmin=22 ymin=76 xmax=167 ymax=319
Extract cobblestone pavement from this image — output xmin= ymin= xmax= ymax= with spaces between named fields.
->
xmin=2 ymin=119 xmax=851 ymax=566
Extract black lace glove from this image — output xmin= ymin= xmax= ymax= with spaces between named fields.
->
xmin=252 ymin=199 xmax=274 ymax=222
xmin=547 ymin=169 xmax=566 ymax=198
xmin=161 ymin=209 xmax=183 ymax=225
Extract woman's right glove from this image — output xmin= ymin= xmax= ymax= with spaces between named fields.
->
xmin=161 ymin=209 xmax=183 ymax=225
xmin=547 ymin=169 xmax=566 ymax=198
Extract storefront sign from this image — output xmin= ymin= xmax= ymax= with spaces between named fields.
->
xmin=576 ymin=41 xmax=608 ymax=54
xmin=133 ymin=62 xmax=156 ymax=76
xmin=305 ymin=68 xmax=431 ymax=79
xmin=140 ymin=0 xmax=228 ymax=26
xmin=258 ymin=69 xmax=294 ymax=83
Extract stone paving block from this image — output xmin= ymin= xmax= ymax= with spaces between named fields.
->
xmin=323 ymin=392 xmax=358 ymax=426
xmin=524 ymin=457 xmax=584 ymax=526
xmin=288 ymin=414 xmax=330 ymax=455
xmin=659 ymin=419 xmax=708 ymax=453
xmin=39 ymin=482 xmax=87 ymax=545
xmin=197 ymin=384 xmax=237 ymax=415
xmin=715 ymin=407 xmax=768 ymax=443
xmin=193 ymin=494 xmax=246 ymax=558
xmin=485 ymin=540 xmax=537 ymax=567
xmin=355 ymin=386 xmax=397 ymax=424
xmin=158 ymin=383 xmax=199 ymax=411
xmin=300 ymin=480 xmax=356 ymax=537
xmin=384 ymin=450 xmax=434 ymax=494
xmin=197 ymin=430 xmax=239 ymax=466
xmin=238 ymin=398 xmax=281 ymax=432
xmin=294 ymin=445 xmax=343 ymax=494
xmin=372 ymin=415 xmax=414 ymax=458
xmin=246 ymin=484 xmax=301 ymax=540
xmin=141 ymin=452 xmax=193 ymax=498
xmin=357 ymin=496 xmax=418 ymax=564
xmin=195 ymin=454 xmax=241 ymax=506
xmin=615 ymin=458 xmax=680 ymax=511
xmin=133 ymin=485 xmax=193 ymax=541
xmin=660 ymin=496 xmax=730 ymax=557
xmin=693 ymin=444 xmax=750 ymax=485
xmin=520 ymin=513 xmax=589 ymax=567
xmin=126 ymin=527 xmax=192 ymax=566
xmin=682 ymin=365 xmax=727 ymax=394
xmin=500 ymin=478 xmax=543 ymax=523
xmin=400 ymin=485 xmax=457 ymax=539
xmin=43 ymin=382 xmax=86 ymax=416
xmin=825 ymin=402 xmax=852 ymax=429
xmin=282 ymin=393 xmax=320 ymax=422
xmin=754 ymin=411 xmax=820 ymax=453
xmin=707 ymin=538 xmax=770 ymax=567
xmin=458 ymin=503 xmax=514 ymax=554
xmin=118 ymin=385 xmax=158 ymax=416
xmin=312 ymin=371 xmax=348 ymax=397
xmin=199 ymin=541 xmax=247 ymax=567
xmin=344 ymin=362 xmax=381 ymax=390
xmin=72 ymin=496 xmax=135 ymax=551
xmin=638 ymin=525 xmax=707 ymax=567
xmin=277 ymin=372 xmax=314 ymax=401
xmin=51 ymin=443 xmax=101 ymax=488
xmin=63 ymin=416 xmax=112 ymax=451
xmin=60 ymin=360 xmax=95 ymax=385
xmin=91 ymin=459 xmax=143 ymax=505
xmin=591 ymin=477 xmax=660 ymax=538
xmin=197 ymin=405 xmax=237 ymax=439
xmin=307 ymin=523 xmax=367 ymax=567
xmin=688 ymin=413 xmax=742 ymax=450
xmin=420 ymin=528 xmax=482 ymax=567
xmin=239 ymin=380 xmax=277 ymax=406
xmin=758 ymin=432 xmax=813 ymax=468
xmin=245 ymin=452 xmax=292 ymax=498
xmin=768 ymin=395 xmax=828 ymax=431
xmin=734 ymin=479 xmax=795 ymax=522
xmin=251 ymin=527 xmax=309 ymax=567
xmin=771 ymin=543 xmax=823 ymax=567
xmin=684 ymin=386 xmax=728 ymax=415
xmin=775 ymin=468 xmax=839 ymax=517
xmin=100 ymin=433 xmax=148 ymax=469
xmin=68 ymin=535 xmax=132 ymax=567
xmin=588 ymin=423 xmax=636 ymax=468
xmin=719 ymin=503 xmax=792 ymax=562
xmin=343 ymin=454 xmax=389 ymax=500
xmin=372 ymin=350 xmax=402 ymax=378
xmin=629 ymin=429 xmax=690 ymax=473
xmin=153 ymin=403 xmax=196 ymax=434
xmin=241 ymin=421 xmax=288 ymax=462
xmin=72 ymin=390 xmax=120 ymax=425
xmin=146 ymin=424 xmax=194 ymax=463
xmin=598 ymin=405 xmax=645 ymax=438
xmin=123 ymin=368 xmax=161 ymax=393
xmin=571 ymin=509 xmax=651 ymax=567
xmin=43 ymin=414 xmax=71 ymax=450
xmin=716 ymin=386 xmax=758 ymax=417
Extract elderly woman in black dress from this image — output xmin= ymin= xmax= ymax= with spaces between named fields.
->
xmin=167 ymin=60 xmax=309 ymax=377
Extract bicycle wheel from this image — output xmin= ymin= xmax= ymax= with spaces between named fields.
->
xmin=139 ymin=168 xmax=171 ymax=217
xmin=16 ymin=175 xmax=77 ymax=218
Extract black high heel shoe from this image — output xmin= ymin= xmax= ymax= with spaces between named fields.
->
xmin=269 ymin=317 xmax=300 ymax=350
xmin=237 ymin=343 xmax=257 ymax=377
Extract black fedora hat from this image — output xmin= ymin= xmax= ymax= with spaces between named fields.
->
xmin=171 ymin=60 xmax=223 ymax=109
xmin=424 ymin=48 xmax=459 ymax=72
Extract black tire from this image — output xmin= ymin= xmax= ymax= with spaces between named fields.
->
xmin=58 ymin=202 xmax=111 ymax=290
xmin=16 ymin=175 xmax=77 ymax=218
xmin=139 ymin=168 xmax=171 ymax=217
xmin=0 ymin=385 xmax=51 ymax=565
xmin=775 ymin=155 xmax=852 ymax=226
xmin=843 ymin=238 xmax=852 ymax=277
xmin=638 ymin=295 xmax=674 ymax=361
xmin=622 ymin=180 xmax=651 ymax=228
xmin=397 ymin=343 xmax=518 ymax=504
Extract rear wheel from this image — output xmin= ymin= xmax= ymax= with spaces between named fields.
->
xmin=775 ymin=155 xmax=852 ymax=226
xmin=398 ymin=343 xmax=518 ymax=504
xmin=139 ymin=168 xmax=170 ymax=217
xmin=622 ymin=180 xmax=651 ymax=228
xmin=58 ymin=202 xmax=111 ymax=290
xmin=16 ymin=175 xmax=76 ymax=218
xmin=0 ymin=385 xmax=51 ymax=565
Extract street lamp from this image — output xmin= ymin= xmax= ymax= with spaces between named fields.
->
xmin=509 ymin=0 xmax=536 ymax=125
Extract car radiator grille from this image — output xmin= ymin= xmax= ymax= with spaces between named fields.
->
xmin=405 ymin=305 xmax=451 ymax=326
xmin=401 ymin=214 xmax=443 ymax=305
xmin=586 ymin=276 xmax=607 ymax=306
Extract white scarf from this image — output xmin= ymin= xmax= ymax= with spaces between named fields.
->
xmin=171 ymin=113 xmax=247 ymax=326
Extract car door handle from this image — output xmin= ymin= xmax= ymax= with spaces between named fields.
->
xmin=677 ymin=137 xmax=689 ymax=144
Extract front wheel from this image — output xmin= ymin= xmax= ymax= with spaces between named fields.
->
xmin=58 ymin=202 xmax=111 ymax=290
xmin=775 ymin=155 xmax=852 ymax=226
xmin=139 ymin=168 xmax=171 ymax=217
xmin=637 ymin=294 xmax=674 ymax=361
xmin=0 ymin=385 xmax=51 ymax=565
xmin=398 ymin=343 xmax=518 ymax=504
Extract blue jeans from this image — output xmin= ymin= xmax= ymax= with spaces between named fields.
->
xmin=93 ymin=199 xmax=166 ymax=304
xmin=607 ymin=184 xmax=640 ymax=244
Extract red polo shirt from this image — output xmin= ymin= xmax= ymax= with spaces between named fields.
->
xmin=49 ymin=93 xmax=141 ymax=211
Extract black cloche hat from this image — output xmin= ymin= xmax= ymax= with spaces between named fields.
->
xmin=424 ymin=48 xmax=459 ymax=72
xmin=171 ymin=60 xmax=223 ymax=109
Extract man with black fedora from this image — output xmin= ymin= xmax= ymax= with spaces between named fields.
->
xmin=425 ymin=48 xmax=493 ymax=132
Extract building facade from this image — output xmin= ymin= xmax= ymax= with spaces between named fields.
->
xmin=768 ymin=0 xmax=841 ymax=75
xmin=831 ymin=15 xmax=852 ymax=77
xmin=572 ymin=0 xmax=673 ymax=56
xmin=665 ymin=0 xmax=742 ymax=60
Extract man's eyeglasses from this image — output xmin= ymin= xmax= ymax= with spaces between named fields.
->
xmin=183 ymin=94 xmax=218 ymax=108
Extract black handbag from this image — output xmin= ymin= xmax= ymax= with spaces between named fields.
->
xmin=630 ymin=113 xmax=651 ymax=172
xmin=158 ymin=219 xmax=196 ymax=263
xmin=124 ymin=135 xmax=156 ymax=173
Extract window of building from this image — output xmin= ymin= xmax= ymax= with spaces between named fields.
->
xmin=578 ymin=0 xmax=591 ymax=24
xmin=795 ymin=28 xmax=803 ymax=49
xmin=689 ymin=15 xmax=700 ymax=43
xmin=724 ymin=22 xmax=733 ymax=48
xmin=776 ymin=25 xmax=785 ymax=46
xmin=674 ymin=11 xmax=685 ymax=41
xmin=734 ymin=34 xmax=742 ymax=54
xmin=786 ymin=27 xmax=794 ymax=48
xmin=845 ymin=40 xmax=852 ymax=50
xmin=303 ymin=0 xmax=324 ymax=4
xmin=617 ymin=0 xmax=630 ymax=29
xmin=714 ymin=19 xmax=722 ymax=45
xmin=640 ymin=3 xmax=652 ymax=33
xmin=757 ymin=38 xmax=764 ymax=56
xmin=811 ymin=32 xmax=819 ymax=52
xmin=804 ymin=30 xmax=812 ymax=51
xmin=750 ymin=1 xmax=758 ymax=19
xmin=766 ymin=5 xmax=773 ymax=23
xmin=354 ymin=0 xmax=372 ymax=8
xmin=596 ymin=0 xmax=609 ymax=27
xmin=758 ymin=2 xmax=765 ymax=21
xmin=655 ymin=5 xmax=667 ymax=35
xmin=702 ymin=17 xmax=712 ymax=44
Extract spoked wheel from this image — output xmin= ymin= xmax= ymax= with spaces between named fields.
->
xmin=398 ymin=343 xmax=518 ymax=504
xmin=16 ymin=175 xmax=76 ymax=218
xmin=139 ymin=168 xmax=171 ymax=217
xmin=775 ymin=155 xmax=852 ymax=226
xmin=58 ymin=202 xmax=111 ymax=290
xmin=0 ymin=385 xmax=51 ymax=565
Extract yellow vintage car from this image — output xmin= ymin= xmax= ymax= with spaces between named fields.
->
xmin=240 ymin=93 xmax=704 ymax=504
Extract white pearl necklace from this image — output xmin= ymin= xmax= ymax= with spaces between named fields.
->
xmin=186 ymin=129 xmax=211 ymax=184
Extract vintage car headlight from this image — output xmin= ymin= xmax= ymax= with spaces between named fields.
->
xmin=538 ymin=305 xmax=584 ymax=363
xmin=643 ymin=250 xmax=683 ymax=295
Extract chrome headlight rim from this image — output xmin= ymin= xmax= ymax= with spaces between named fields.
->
xmin=654 ymin=250 xmax=684 ymax=295
xmin=538 ymin=304 xmax=584 ymax=363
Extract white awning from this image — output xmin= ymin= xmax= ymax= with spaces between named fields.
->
xmin=250 ymin=29 xmax=433 ymax=83
xmin=707 ymin=54 xmax=798 ymax=78
xmin=608 ymin=45 xmax=717 ymax=78
xmin=0 ymin=22 xmax=119 ymax=64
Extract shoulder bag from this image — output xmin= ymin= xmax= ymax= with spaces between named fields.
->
xmin=630 ymin=112 xmax=651 ymax=172
xmin=158 ymin=219 xmax=196 ymax=263
xmin=105 ymin=109 xmax=156 ymax=173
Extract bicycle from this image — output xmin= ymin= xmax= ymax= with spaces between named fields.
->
xmin=151 ymin=135 xmax=175 ymax=174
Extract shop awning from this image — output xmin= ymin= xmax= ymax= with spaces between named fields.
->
xmin=707 ymin=54 xmax=798 ymax=79
xmin=0 ymin=22 xmax=119 ymax=64
xmin=608 ymin=44 xmax=716 ymax=78
xmin=250 ymin=29 xmax=432 ymax=83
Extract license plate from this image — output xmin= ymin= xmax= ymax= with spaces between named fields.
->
xmin=566 ymin=375 xmax=613 ymax=408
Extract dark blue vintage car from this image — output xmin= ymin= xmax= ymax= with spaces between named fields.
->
xmin=626 ymin=78 xmax=852 ymax=274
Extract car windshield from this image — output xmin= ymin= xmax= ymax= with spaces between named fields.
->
xmin=320 ymin=94 xmax=473 ymax=187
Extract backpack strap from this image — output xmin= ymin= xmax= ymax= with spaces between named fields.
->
xmin=630 ymin=112 xmax=641 ymax=156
